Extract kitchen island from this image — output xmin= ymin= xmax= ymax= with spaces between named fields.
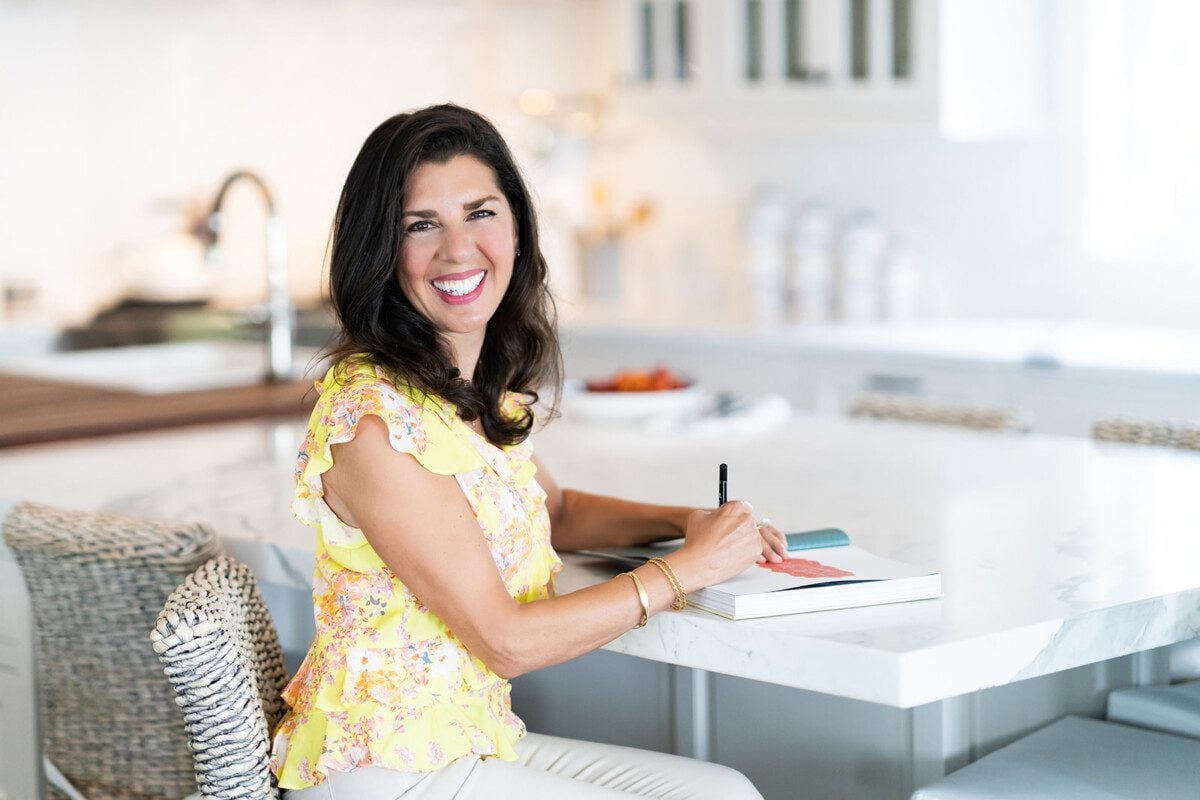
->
xmin=2 ymin=411 xmax=1199 ymax=799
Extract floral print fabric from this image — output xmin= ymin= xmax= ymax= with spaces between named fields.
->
xmin=270 ymin=357 xmax=561 ymax=790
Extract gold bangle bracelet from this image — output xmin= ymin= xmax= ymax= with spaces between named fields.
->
xmin=625 ymin=571 xmax=650 ymax=628
xmin=648 ymin=557 xmax=688 ymax=610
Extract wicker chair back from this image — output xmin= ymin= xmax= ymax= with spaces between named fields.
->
xmin=151 ymin=556 xmax=289 ymax=800
xmin=2 ymin=501 xmax=219 ymax=800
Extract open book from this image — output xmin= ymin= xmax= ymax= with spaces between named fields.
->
xmin=578 ymin=529 xmax=942 ymax=620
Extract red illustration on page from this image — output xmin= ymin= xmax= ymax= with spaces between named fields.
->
xmin=760 ymin=558 xmax=855 ymax=579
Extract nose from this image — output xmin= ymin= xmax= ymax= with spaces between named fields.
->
xmin=437 ymin=221 xmax=476 ymax=263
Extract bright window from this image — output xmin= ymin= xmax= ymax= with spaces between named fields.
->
xmin=1081 ymin=0 xmax=1200 ymax=263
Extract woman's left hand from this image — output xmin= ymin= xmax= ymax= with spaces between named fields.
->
xmin=755 ymin=518 xmax=789 ymax=563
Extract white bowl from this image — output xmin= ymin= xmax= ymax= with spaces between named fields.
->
xmin=561 ymin=379 xmax=706 ymax=425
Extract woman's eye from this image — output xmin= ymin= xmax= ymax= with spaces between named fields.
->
xmin=468 ymin=209 xmax=496 ymax=221
xmin=406 ymin=220 xmax=435 ymax=233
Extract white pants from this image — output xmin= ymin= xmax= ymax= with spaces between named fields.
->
xmin=282 ymin=732 xmax=763 ymax=800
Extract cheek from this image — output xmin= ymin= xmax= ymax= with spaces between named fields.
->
xmin=480 ymin=225 xmax=516 ymax=258
xmin=395 ymin=245 xmax=429 ymax=295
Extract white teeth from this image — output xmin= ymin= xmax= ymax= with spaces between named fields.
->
xmin=432 ymin=272 xmax=485 ymax=296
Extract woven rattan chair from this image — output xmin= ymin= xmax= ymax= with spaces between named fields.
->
xmin=1092 ymin=418 xmax=1200 ymax=451
xmin=1 ymin=501 xmax=220 ymax=800
xmin=151 ymin=556 xmax=289 ymax=800
xmin=848 ymin=392 xmax=1027 ymax=431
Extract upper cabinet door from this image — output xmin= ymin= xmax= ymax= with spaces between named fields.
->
xmin=609 ymin=0 xmax=1047 ymax=139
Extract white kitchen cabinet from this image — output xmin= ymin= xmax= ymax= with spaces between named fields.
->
xmin=610 ymin=0 xmax=1047 ymax=139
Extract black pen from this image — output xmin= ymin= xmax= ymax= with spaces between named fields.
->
xmin=718 ymin=463 xmax=728 ymax=506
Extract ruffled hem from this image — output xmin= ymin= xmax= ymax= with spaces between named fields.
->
xmin=283 ymin=639 xmax=510 ymax=717
xmin=272 ymin=699 xmax=525 ymax=790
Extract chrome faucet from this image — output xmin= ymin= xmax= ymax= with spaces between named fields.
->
xmin=200 ymin=170 xmax=294 ymax=383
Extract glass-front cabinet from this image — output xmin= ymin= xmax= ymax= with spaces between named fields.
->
xmin=611 ymin=0 xmax=1047 ymax=139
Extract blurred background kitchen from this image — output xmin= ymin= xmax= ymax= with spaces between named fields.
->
xmin=3 ymin=0 xmax=1198 ymax=445
xmin=3 ymin=0 xmax=1197 ymax=347
xmin=3 ymin=0 xmax=1197 ymax=441
xmin=3 ymin=2 xmax=1200 ymax=799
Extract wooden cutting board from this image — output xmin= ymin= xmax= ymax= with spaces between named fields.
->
xmin=0 ymin=374 xmax=318 ymax=448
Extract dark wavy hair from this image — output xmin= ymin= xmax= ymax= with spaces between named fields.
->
xmin=326 ymin=104 xmax=561 ymax=446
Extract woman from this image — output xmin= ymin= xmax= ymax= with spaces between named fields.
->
xmin=271 ymin=104 xmax=784 ymax=799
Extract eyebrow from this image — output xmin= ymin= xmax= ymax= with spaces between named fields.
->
xmin=401 ymin=195 xmax=501 ymax=219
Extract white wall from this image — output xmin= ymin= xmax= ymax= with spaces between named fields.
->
xmin=0 ymin=0 xmax=607 ymax=324
xmin=588 ymin=125 xmax=1070 ymax=324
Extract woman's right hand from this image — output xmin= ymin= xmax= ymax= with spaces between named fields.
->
xmin=671 ymin=501 xmax=762 ymax=591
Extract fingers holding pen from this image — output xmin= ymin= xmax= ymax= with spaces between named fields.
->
xmin=691 ymin=499 xmax=756 ymax=541
xmin=715 ymin=497 xmax=754 ymax=522
xmin=680 ymin=500 xmax=762 ymax=586
xmin=711 ymin=496 xmax=787 ymax=565
xmin=714 ymin=465 xmax=777 ymax=566
xmin=721 ymin=500 xmax=765 ymax=565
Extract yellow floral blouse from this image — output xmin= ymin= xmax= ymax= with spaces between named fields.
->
xmin=270 ymin=356 xmax=561 ymax=790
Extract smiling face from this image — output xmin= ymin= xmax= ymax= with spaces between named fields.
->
xmin=397 ymin=154 xmax=517 ymax=375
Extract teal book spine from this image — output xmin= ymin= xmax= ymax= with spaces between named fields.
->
xmin=785 ymin=528 xmax=850 ymax=551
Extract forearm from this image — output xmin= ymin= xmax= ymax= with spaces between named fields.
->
xmin=549 ymin=488 xmax=695 ymax=551
xmin=493 ymin=557 xmax=694 ymax=678
xmin=462 ymin=501 xmax=760 ymax=680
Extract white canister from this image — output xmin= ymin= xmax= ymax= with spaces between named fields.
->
xmin=789 ymin=200 xmax=835 ymax=323
xmin=836 ymin=212 xmax=886 ymax=323
xmin=880 ymin=236 xmax=919 ymax=322
xmin=744 ymin=186 xmax=789 ymax=325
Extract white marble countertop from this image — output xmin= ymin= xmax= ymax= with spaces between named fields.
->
xmin=3 ymin=411 xmax=1199 ymax=708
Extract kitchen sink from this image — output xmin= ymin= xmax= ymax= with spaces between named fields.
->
xmin=0 ymin=340 xmax=328 ymax=395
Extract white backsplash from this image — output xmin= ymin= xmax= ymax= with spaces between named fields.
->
xmin=0 ymin=0 xmax=608 ymax=325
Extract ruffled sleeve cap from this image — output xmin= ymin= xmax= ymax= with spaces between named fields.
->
xmin=293 ymin=360 xmax=486 ymax=569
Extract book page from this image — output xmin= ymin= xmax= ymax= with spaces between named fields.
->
xmin=707 ymin=545 xmax=933 ymax=596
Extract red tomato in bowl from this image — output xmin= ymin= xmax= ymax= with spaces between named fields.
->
xmin=585 ymin=365 xmax=689 ymax=392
